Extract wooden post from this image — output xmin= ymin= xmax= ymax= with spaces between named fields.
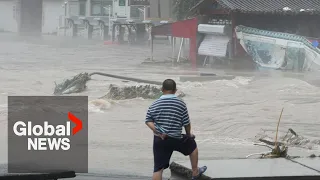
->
xmin=177 ymin=38 xmax=184 ymax=63
xmin=190 ymin=36 xmax=197 ymax=70
xmin=112 ymin=24 xmax=116 ymax=42
xmin=189 ymin=18 xmax=198 ymax=70
xmin=230 ymin=12 xmax=236 ymax=59
xmin=150 ymin=28 xmax=154 ymax=61
xmin=171 ymin=36 xmax=175 ymax=62
xmin=157 ymin=0 xmax=161 ymax=18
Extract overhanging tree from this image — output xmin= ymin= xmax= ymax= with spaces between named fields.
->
xmin=172 ymin=0 xmax=199 ymax=20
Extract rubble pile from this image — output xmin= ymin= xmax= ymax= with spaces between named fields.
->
xmin=54 ymin=73 xmax=91 ymax=95
xmin=256 ymin=128 xmax=320 ymax=150
xmin=102 ymin=84 xmax=186 ymax=100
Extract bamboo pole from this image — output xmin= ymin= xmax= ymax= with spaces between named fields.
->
xmin=274 ymin=108 xmax=284 ymax=147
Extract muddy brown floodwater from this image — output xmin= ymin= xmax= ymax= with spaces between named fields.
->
xmin=0 ymin=34 xmax=319 ymax=179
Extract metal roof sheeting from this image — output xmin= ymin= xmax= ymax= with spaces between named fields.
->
xmin=198 ymin=34 xmax=229 ymax=57
xmin=217 ymin=0 xmax=320 ymax=14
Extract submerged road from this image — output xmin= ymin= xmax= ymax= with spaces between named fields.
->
xmin=0 ymin=34 xmax=319 ymax=179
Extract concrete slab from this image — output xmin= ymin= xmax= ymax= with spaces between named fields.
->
xmin=0 ymin=164 xmax=76 ymax=180
xmin=0 ymin=171 xmax=76 ymax=180
xmin=179 ymin=75 xmax=235 ymax=82
xmin=170 ymin=158 xmax=320 ymax=180
xmin=75 ymin=174 xmax=150 ymax=180
xmin=293 ymin=157 xmax=320 ymax=172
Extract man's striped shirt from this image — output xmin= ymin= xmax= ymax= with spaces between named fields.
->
xmin=145 ymin=94 xmax=190 ymax=139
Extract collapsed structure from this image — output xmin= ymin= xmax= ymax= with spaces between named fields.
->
xmin=53 ymin=72 xmax=185 ymax=100
xmin=151 ymin=0 xmax=320 ymax=71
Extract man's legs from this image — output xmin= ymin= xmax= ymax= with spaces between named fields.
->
xmin=153 ymin=136 xmax=173 ymax=180
xmin=152 ymin=169 xmax=164 ymax=180
xmin=189 ymin=147 xmax=199 ymax=176
xmin=175 ymin=135 xmax=207 ymax=179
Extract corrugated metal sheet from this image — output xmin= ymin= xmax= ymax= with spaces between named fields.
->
xmin=198 ymin=24 xmax=225 ymax=34
xmin=188 ymin=0 xmax=320 ymax=15
xmin=198 ymin=34 xmax=229 ymax=57
xmin=217 ymin=0 xmax=320 ymax=14
xmin=172 ymin=18 xmax=197 ymax=38
xmin=151 ymin=18 xmax=197 ymax=38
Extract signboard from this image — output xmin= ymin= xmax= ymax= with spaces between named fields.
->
xmin=129 ymin=0 xmax=150 ymax=6
xmin=8 ymin=96 xmax=88 ymax=173
xmin=119 ymin=0 xmax=126 ymax=6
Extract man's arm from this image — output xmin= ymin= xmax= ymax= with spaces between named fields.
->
xmin=145 ymin=106 xmax=157 ymax=133
xmin=184 ymin=123 xmax=191 ymax=136
xmin=146 ymin=121 xmax=156 ymax=133
xmin=182 ymin=106 xmax=192 ymax=136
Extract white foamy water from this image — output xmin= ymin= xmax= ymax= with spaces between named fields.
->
xmin=0 ymin=34 xmax=319 ymax=178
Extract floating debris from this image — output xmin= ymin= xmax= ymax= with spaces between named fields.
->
xmin=53 ymin=72 xmax=186 ymax=100
xmin=249 ymin=109 xmax=319 ymax=159
xmin=283 ymin=7 xmax=292 ymax=11
xmin=101 ymin=84 xmax=185 ymax=100
xmin=309 ymin=154 xmax=317 ymax=158
xmin=235 ymin=25 xmax=320 ymax=71
xmin=255 ymin=128 xmax=320 ymax=150
xmin=53 ymin=72 xmax=162 ymax=95
xmin=248 ymin=108 xmax=289 ymax=159
xmin=54 ymin=73 xmax=91 ymax=95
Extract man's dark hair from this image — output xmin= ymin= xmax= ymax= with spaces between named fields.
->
xmin=162 ymin=79 xmax=176 ymax=91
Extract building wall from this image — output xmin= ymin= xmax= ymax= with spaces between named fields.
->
xmin=19 ymin=0 xmax=43 ymax=35
xmin=113 ymin=0 xmax=130 ymax=17
xmin=0 ymin=0 xmax=62 ymax=33
xmin=89 ymin=0 xmax=131 ymax=17
xmin=149 ymin=0 xmax=173 ymax=19
xmin=0 ymin=0 xmax=18 ymax=32
xmin=68 ymin=0 xmax=80 ymax=16
xmin=86 ymin=0 xmax=91 ymax=16
xmin=42 ymin=0 xmax=64 ymax=34
xmin=0 ymin=0 xmax=136 ymax=34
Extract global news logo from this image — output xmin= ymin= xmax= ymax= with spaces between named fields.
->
xmin=12 ymin=112 xmax=82 ymax=151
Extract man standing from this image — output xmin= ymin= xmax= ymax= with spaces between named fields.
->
xmin=145 ymin=79 xmax=207 ymax=180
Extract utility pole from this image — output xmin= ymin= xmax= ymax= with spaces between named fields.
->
xmin=143 ymin=6 xmax=146 ymax=20
xmin=108 ymin=5 xmax=112 ymax=36
xmin=64 ymin=1 xmax=68 ymax=36
xmin=157 ymin=0 xmax=161 ymax=18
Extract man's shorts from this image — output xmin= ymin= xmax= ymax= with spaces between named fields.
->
xmin=153 ymin=134 xmax=197 ymax=172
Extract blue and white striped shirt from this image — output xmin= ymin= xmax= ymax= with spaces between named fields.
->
xmin=145 ymin=94 xmax=190 ymax=139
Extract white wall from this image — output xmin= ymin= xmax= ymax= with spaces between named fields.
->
xmin=149 ymin=0 xmax=173 ymax=19
xmin=67 ymin=0 xmax=79 ymax=16
xmin=113 ymin=0 xmax=130 ymax=17
xmin=42 ymin=0 xmax=64 ymax=34
xmin=0 ymin=0 xmax=63 ymax=34
xmin=86 ymin=0 xmax=91 ymax=16
xmin=0 ymin=0 xmax=134 ymax=34
xmin=0 ymin=0 xmax=18 ymax=32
